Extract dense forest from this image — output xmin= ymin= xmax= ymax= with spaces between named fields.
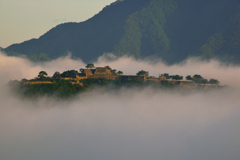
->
xmin=4 ymin=0 xmax=240 ymax=64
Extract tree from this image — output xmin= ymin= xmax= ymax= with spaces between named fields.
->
xmin=117 ymin=71 xmax=123 ymax=75
xmin=193 ymin=74 xmax=203 ymax=79
xmin=105 ymin=65 xmax=112 ymax=70
xmin=38 ymin=71 xmax=48 ymax=80
xmin=85 ymin=63 xmax=95 ymax=69
xmin=80 ymin=68 xmax=84 ymax=73
xmin=52 ymin=71 xmax=61 ymax=79
xmin=200 ymin=79 xmax=208 ymax=85
xmin=209 ymin=78 xmax=220 ymax=85
xmin=172 ymin=75 xmax=183 ymax=81
xmin=136 ymin=70 xmax=149 ymax=77
xmin=193 ymin=74 xmax=206 ymax=84
xmin=21 ymin=78 xmax=27 ymax=83
xmin=186 ymin=75 xmax=193 ymax=81
xmin=161 ymin=73 xmax=169 ymax=79
xmin=61 ymin=70 xmax=78 ymax=78
xmin=111 ymin=69 xmax=117 ymax=74
xmin=177 ymin=75 xmax=183 ymax=81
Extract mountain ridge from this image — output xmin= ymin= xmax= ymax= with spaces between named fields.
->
xmin=4 ymin=0 xmax=240 ymax=63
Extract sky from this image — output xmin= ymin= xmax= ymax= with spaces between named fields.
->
xmin=0 ymin=0 xmax=116 ymax=48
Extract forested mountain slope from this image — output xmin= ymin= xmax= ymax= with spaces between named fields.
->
xmin=5 ymin=0 xmax=240 ymax=63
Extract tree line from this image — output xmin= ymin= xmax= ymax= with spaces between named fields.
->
xmin=8 ymin=64 xmax=221 ymax=99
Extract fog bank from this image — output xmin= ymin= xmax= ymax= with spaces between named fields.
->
xmin=1 ymin=52 xmax=240 ymax=160
xmin=1 ymin=52 xmax=240 ymax=88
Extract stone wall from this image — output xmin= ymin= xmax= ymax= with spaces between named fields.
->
xmin=24 ymin=81 xmax=53 ymax=85
xmin=90 ymin=74 xmax=119 ymax=80
xmin=94 ymin=67 xmax=112 ymax=75
xmin=120 ymin=76 xmax=145 ymax=81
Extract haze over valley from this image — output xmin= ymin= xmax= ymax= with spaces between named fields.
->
xmin=1 ymin=52 xmax=240 ymax=160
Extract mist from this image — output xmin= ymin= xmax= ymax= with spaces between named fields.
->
xmin=1 ymin=52 xmax=240 ymax=160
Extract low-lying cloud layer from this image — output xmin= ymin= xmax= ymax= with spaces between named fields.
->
xmin=1 ymin=52 xmax=240 ymax=160
xmin=1 ymin=52 xmax=240 ymax=88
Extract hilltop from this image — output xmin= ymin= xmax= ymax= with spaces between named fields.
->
xmin=4 ymin=0 xmax=240 ymax=63
xmin=9 ymin=64 xmax=222 ymax=99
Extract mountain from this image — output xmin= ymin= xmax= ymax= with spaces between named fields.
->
xmin=4 ymin=0 xmax=240 ymax=63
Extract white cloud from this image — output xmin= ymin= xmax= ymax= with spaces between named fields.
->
xmin=1 ymin=52 xmax=240 ymax=160
xmin=95 ymin=54 xmax=240 ymax=88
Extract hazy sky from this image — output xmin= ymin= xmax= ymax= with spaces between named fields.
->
xmin=0 ymin=0 xmax=116 ymax=48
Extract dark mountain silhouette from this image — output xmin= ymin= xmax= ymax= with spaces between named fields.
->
xmin=4 ymin=0 xmax=240 ymax=63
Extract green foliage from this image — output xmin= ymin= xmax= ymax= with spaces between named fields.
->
xmin=159 ymin=80 xmax=174 ymax=88
xmin=171 ymin=75 xmax=183 ymax=81
xmin=117 ymin=71 xmax=123 ymax=75
xmin=162 ymin=73 xmax=169 ymax=79
xmin=200 ymin=79 xmax=208 ymax=85
xmin=113 ymin=78 xmax=144 ymax=88
xmin=52 ymin=71 xmax=61 ymax=80
xmin=193 ymin=74 xmax=203 ymax=79
xmin=209 ymin=78 xmax=220 ymax=85
xmin=198 ymin=11 xmax=240 ymax=62
xmin=9 ymin=68 xmax=222 ymax=99
xmin=136 ymin=70 xmax=149 ymax=77
xmin=61 ymin=70 xmax=78 ymax=78
xmin=105 ymin=66 xmax=112 ymax=70
xmin=5 ymin=0 xmax=240 ymax=64
xmin=5 ymin=0 xmax=150 ymax=63
xmin=0 ymin=46 xmax=3 ymax=51
xmin=80 ymin=68 xmax=84 ymax=73
xmin=199 ymin=33 xmax=225 ymax=59
xmin=38 ymin=71 xmax=48 ymax=77
xmin=80 ymin=78 xmax=112 ymax=88
xmin=85 ymin=63 xmax=95 ymax=69
xmin=5 ymin=51 xmax=25 ymax=57
xmin=17 ymin=80 xmax=84 ymax=99
xmin=111 ymin=69 xmax=117 ymax=74
xmin=192 ymin=75 xmax=211 ymax=85
xmin=113 ymin=0 xmax=176 ymax=58
xmin=38 ymin=71 xmax=48 ymax=80
xmin=28 ymin=53 xmax=51 ymax=62
xmin=186 ymin=75 xmax=193 ymax=81
xmin=113 ymin=16 xmax=143 ymax=57
xmin=229 ymin=13 xmax=240 ymax=48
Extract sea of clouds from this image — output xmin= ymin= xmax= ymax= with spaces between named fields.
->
xmin=0 ymin=52 xmax=240 ymax=160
